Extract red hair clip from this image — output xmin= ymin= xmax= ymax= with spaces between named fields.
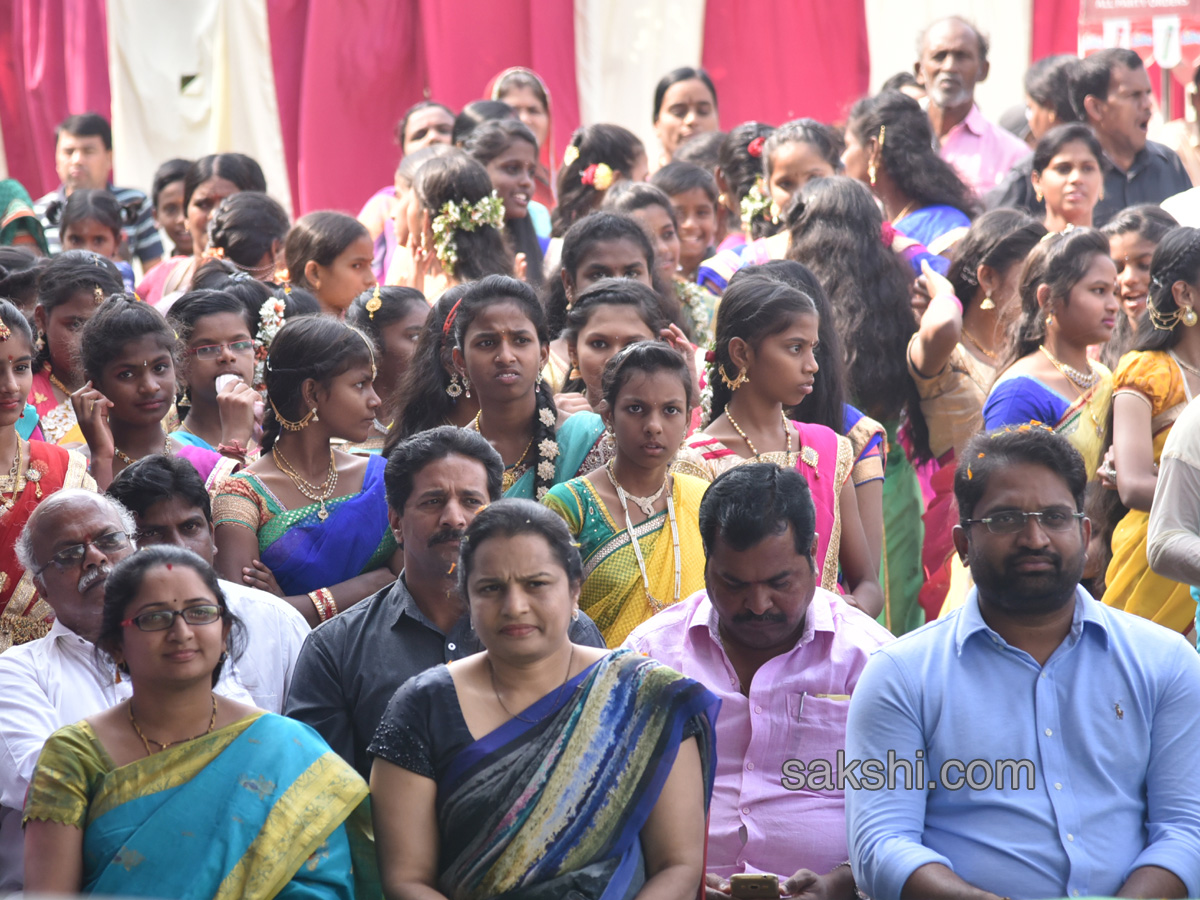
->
xmin=747 ymin=137 xmax=765 ymax=158
xmin=442 ymin=298 xmax=464 ymax=337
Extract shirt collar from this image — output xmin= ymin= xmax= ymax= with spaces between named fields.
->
xmin=960 ymin=103 xmax=987 ymax=136
xmin=954 ymin=584 xmax=1109 ymax=656
xmin=391 ymin=574 xmax=468 ymax=636
xmin=688 ymin=587 xmax=835 ymax=653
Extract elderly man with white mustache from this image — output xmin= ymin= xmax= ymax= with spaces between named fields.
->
xmin=0 ymin=490 xmax=262 ymax=893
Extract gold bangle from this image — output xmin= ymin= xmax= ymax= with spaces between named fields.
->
xmin=307 ymin=588 xmax=337 ymax=622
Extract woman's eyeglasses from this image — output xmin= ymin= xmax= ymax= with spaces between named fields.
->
xmin=185 ymin=341 xmax=256 ymax=359
xmin=120 ymin=605 xmax=223 ymax=632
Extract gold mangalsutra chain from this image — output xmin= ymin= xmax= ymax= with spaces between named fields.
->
xmin=1038 ymin=345 xmax=1098 ymax=389
xmin=48 ymin=372 xmax=75 ymax=397
xmin=961 ymin=328 xmax=997 ymax=361
xmin=128 ymin=695 xmax=217 ymax=757
xmin=473 ymin=411 xmax=535 ymax=491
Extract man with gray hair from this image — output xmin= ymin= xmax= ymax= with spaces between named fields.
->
xmin=0 ymin=490 xmax=257 ymax=892
xmin=915 ymin=16 xmax=1029 ymax=196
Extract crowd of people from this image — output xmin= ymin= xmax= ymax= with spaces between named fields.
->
xmin=0 ymin=14 xmax=1199 ymax=900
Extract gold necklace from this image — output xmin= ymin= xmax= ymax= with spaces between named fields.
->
xmin=891 ymin=201 xmax=918 ymax=224
xmin=1039 ymin=345 xmax=1098 ymax=389
xmin=272 ymin=445 xmax=338 ymax=520
xmin=48 ymin=372 xmax=75 ymax=398
xmin=472 ymin=411 xmax=535 ymax=492
xmin=128 ymin=696 xmax=218 ymax=757
xmin=489 ymin=645 xmax=575 ymax=723
xmin=0 ymin=440 xmax=21 ymax=509
xmin=604 ymin=459 xmax=668 ymax=517
xmin=725 ymin=408 xmax=794 ymax=459
xmin=1038 ymin=346 xmax=1102 ymax=435
xmin=114 ymin=435 xmax=173 ymax=467
xmin=962 ymin=329 xmax=997 ymax=361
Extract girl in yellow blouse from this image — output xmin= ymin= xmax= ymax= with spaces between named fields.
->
xmin=1104 ymin=226 xmax=1200 ymax=638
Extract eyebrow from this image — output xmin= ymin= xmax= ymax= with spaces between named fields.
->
xmin=472 ymin=327 xmax=534 ymax=338
xmin=113 ymin=353 xmax=172 ymax=369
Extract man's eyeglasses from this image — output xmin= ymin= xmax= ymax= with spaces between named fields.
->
xmin=121 ymin=605 xmax=223 ymax=632
xmin=963 ymin=508 xmax=1085 ymax=535
xmin=185 ymin=340 xmax=255 ymax=359
xmin=34 ymin=531 xmax=130 ymax=576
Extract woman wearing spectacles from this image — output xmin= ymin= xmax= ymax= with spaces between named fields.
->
xmin=166 ymin=289 xmax=263 ymax=479
xmin=22 ymin=545 xmax=374 ymax=898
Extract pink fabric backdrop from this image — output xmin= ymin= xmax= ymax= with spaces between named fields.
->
xmin=0 ymin=0 xmax=110 ymax=198
xmin=702 ymin=0 xmax=870 ymax=125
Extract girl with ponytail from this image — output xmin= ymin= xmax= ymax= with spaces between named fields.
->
xmin=449 ymin=274 xmax=611 ymax=500
xmin=212 ymin=315 xmax=401 ymax=626
xmin=676 ymin=274 xmax=882 ymax=616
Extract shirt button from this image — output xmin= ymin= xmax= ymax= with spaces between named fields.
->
xmin=1067 ymin=834 xmax=1074 ymax=842
xmin=1044 ymin=728 xmax=1053 ymax=736
xmin=1040 ymin=672 xmax=1047 ymax=679
xmin=746 ymin=762 xmax=754 ymax=771
xmin=447 ymin=642 xmax=457 ymax=651
xmin=754 ymin=706 xmax=762 ymax=714
xmin=1073 ymin=890 xmax=1080 ymax=896
xmin=742 ymin=807 xmax=750 ymax=815
xmin=1054 ymin=782 xmax=1062 ymax=790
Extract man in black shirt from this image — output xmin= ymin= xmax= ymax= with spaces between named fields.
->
xmin=1071 ymin=48 xmax=1189 ymax=226
xmin=285 ymin=426 xmax=604 ymax=777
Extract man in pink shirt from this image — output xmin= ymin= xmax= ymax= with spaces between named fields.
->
xmin=915 ymin=17 xmax=1030 ymax=197
xmin=625 ymin=464 xmax=893 ymax=900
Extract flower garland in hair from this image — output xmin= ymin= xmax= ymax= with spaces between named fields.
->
xmin=533 ymin=398 xmax=560 ymax=500
xmin=254 ymin=296 xmax=288 ymax=390
xmin=676 ymin=281 xmax=713 ymax=342
xmin=699 ymin=342 xmax=718 ymax=428
xmin=431 ymin=192 xmax=506 ymax=278
xmin=739 ymin=177 xmax=779 ymax=230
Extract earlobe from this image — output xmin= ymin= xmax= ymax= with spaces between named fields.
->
xmin=304 ymin=260 xmax=321 ymax=290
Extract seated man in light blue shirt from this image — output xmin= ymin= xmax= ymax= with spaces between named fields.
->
xmin=846 ymin=424 xmax=1200 ymax=900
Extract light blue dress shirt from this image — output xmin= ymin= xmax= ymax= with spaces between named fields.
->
xmin=845 ymin=586 xmax=1200 ymax=900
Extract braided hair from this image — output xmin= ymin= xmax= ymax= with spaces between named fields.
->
xmin=449 ymin=275 xmax=559 ymax=499
xmin=717 ymin=122 xmax=776 ymax=239
xmin=1137 ymin=225 xmax=1200 ymax=352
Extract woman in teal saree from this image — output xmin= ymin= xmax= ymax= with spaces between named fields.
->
xmin=369 ymin=500 xmax=718 ymax=900
xmin=23 ymin=546 xmax=375 ymax=899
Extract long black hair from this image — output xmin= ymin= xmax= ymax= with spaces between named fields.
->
xmin=947 ymin=209 xmax=1048 ymax=311
xmin=552 ymin=124 xmax=645 ymax=237
xmin=786 ymin=176 xmax=930 ymax=459
xmin=415 ymin=153 xmax=514 ymax=283
xmin=733 ymin=260 xmax=848 ymax=436
xmin=207 ymin=192 xmax=290 ymax=274
xmin=449 ymin=275 xmax=559 ymax=499
xmin=390 ymin=285 xmax=473 ymax=447
xmin=463 ymin=118 xmax=545 ymax=289
xmin=846 ymin=91 xmax=978 ymax=219
xmin=999 ymin=227 xmax=1112 ymax=372
xmin=702 ymin=274 xmax=818 ymax=426
xmin=260 ymin=315 xmax=376 ymax=451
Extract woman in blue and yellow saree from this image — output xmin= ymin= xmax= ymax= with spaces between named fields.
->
xmin=23 ymin=546 xmax=375 ymax=899
xmin=369 ymin=500 xmax=719 ymax=900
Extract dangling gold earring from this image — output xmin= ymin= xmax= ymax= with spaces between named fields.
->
xmin=980 ymin=296 xmax=995 ymax=311
xmin=718 ymin=364 xmax=749 ymax=391
xmin=568 ymin=364 xmax=581 ymax=380
xmin=1184 ymin=306 xmax=1198 ymax=327
xmin=1035 ymin=189 xmax=1043 ymax=203
xmin=867 ymin=164 xmax=876 ymax=187
xmin=446 ymin=373 xmax=463 ymax=398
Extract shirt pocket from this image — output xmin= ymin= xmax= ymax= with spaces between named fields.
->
xmin=785 ymin=694 xmax=851 ymax=790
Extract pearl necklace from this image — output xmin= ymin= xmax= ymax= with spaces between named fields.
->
xmin=604 ymin=459 xmax=668 ymax=516
xmin=606 ymin=461 xmax=679 ymax=613
xmin=725 ymin=408 xmax=794 ymax=458
xmin=1039 ymin=345 xmax=1098 ymax=389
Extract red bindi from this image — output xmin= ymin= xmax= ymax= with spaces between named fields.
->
xmin=165 ymin=563 xmax=173 ymax=570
